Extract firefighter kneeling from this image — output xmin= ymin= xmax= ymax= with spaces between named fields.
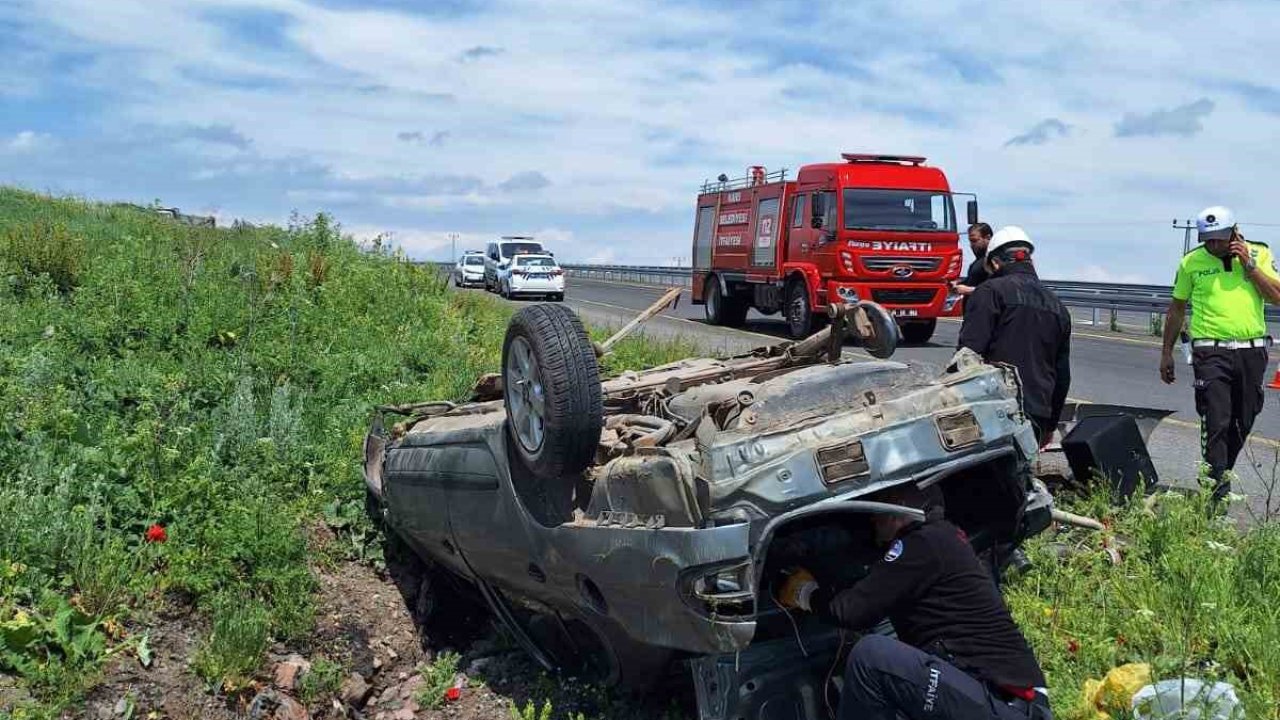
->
xmin=777 ymin=485 xmax=1052 ymax=720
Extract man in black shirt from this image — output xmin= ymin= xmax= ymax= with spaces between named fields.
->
xmin=950 ymin=222 xmax=993 ymax=298
xmin=777 ymin=484 xmax=1051 ymax=720
xmin=958 ymin=226 xmax=1072 ymax=446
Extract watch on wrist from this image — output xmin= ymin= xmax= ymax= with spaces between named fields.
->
xmin=1243 ymin=259 xmax=1258 ymax=272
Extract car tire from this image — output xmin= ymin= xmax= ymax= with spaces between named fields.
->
xmin=502 ymin=304 xmax=602 ymax=480
xmin=785 ymin=278 xmax=815 ymax=339
xmin=899 ymin=319 xmax=937 ymax=345
xmin=704 ymin=277 xmax=748 ymax=327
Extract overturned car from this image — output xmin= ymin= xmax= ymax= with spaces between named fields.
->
xmin=363 ymin=302 xmax=1053 ymax=719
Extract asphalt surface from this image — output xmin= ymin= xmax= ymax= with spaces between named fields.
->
xmin=458 ymin=276 xmax=1280 ymax=520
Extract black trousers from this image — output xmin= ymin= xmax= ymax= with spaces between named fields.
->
xmin=1192 ymin=347 xmax=1268 ymax=497
xmin=839 ymin=635 xmax=1049 ymax=720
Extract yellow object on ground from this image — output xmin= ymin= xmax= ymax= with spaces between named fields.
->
xmin=1079 ymin=663 xmax=1153 ymax=719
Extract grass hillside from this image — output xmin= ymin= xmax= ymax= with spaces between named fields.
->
xmin=0 ymin=188 xmax=517 ymax=713
xmin=0 ymin=187 xmax=1277 ymax=719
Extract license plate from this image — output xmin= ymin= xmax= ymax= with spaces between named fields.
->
xmin=891 ymin=309 xmax=920 ymax=317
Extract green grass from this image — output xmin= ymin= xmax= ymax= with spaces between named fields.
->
xmin=0 ymin=188 xmax=510 ymax=715
xmin=416 ymin=650 xmax=462 ymax=710
xmin=1007 ymin=488 xmax=1280 ymax=718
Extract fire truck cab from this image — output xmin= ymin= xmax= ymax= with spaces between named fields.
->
xmin=690 ymin=154 xmax=978 ymax=344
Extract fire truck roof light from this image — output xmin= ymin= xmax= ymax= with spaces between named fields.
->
xmin=841 ymin=153 xmax=926 ymax=165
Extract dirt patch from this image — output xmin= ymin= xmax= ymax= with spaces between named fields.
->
xmin=72 ymin=555 xmax=693 ymax=720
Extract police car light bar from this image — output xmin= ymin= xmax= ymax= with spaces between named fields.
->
xmin=842 ymin=153 xmax=926 ymax=165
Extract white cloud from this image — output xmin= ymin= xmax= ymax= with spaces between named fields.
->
xmin=5 ymin=0 xmax=1280 ymax=283
xmin=6 ymin=130 xmax=50 ymax=151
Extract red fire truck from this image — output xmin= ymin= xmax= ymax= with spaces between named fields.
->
xmin=690 ymin=154 xmax=978 ymax=343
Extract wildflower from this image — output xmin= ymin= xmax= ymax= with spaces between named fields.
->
xmin=444 ymin=687 xmax=461 ymax=702
xmin=1067 ymin=639 xmax=1079 ymax=655
xmin=144 ymin=524 xmax=167 ymax=543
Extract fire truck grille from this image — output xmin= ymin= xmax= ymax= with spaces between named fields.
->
xmin=863 ymin=257 xmax=942 ymax=272
xmin=871 ymin=288 xmax=938 ymax=305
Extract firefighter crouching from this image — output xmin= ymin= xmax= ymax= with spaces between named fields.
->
xmin=777 ymin=484 xmax=1052 ymax=720
xmin=1159 ymin=206 xmax=1280 ymax=505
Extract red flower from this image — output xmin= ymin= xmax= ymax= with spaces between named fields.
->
xmin=1067 ymin=639 xmax=1079 ymax=655
xmin=144 ymin=524 xmax=168 ymax=543
xmin=1116 ymin=634 xmax=1127 ymax=646
xmin=444 ymin=687 xmax=461 ymax=702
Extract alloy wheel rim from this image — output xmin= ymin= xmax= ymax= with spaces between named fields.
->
xmin=506 ymin=336 xmax=546 ymax=452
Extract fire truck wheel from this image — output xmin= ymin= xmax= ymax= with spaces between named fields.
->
xmin=502 ymin=304 xmax=603 ymax=480
xmin=900 ymin=319 xmax=937 ymax=345
xmin=785 ymin=279 xmax=815 ymax=339
xmin=704 ymin=277 xmax=748 ymax=327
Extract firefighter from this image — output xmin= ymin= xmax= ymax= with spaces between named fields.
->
xmin=1159 ymin=206 xmax=1280 ymax=505
xmin=958 ymin=227 xmax=1072 ymax=445
xmin=950 ymin=222 xmax=994 ymax=297
xmin=777 ymin=484 xmax=1051 ymax=720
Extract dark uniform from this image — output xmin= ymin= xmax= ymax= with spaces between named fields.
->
xmin=811 ymin=520 xmax=1050 ymax=720
xmin=1172 ymin=239 xmax=1278 ymax=495
xmin=962 ymin=252 xmax=990 ymax=292
xmin=959 ymin=263 xmax=1072 ymax=443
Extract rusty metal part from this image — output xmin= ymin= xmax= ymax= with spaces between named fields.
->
xmin=596 ymin=286 xmax=683 ymax=356
xmin=1051 ymin=508 xmax=1105 ymax=531
xmin=602 ymin=414 xmax=677 ymax=452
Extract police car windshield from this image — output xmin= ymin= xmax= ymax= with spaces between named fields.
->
xmin=463 ymin=256 xmax=484 ymax=266
xmin=502 ymin=242 xmax=543 ymax=256
xmin=843 ymin=189 xmax=956 ymax=232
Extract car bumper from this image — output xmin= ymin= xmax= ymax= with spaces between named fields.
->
xmin=458 ymin=273 xmax=484 ymax=285
xmin=510 ymin=276 xmax=565 ymax=294
xmin=825 ymin=281 xmax=964 ymax=318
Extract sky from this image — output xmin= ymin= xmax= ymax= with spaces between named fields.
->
xmin=2 ymin=0 xmax=1279 ymax=283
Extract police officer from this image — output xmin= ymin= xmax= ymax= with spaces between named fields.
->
xmin=950 ymin=222 xmax=994 ymax=297
xmin=1159 ymin=206 xmax=1280 ymax=504
xmin=958 ymin=227 xmax=1072 ymax=445
xmin=777 ymin=484 xmax=1051 ymax=720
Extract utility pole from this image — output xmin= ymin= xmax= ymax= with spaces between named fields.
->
xmin=449 ymin=232 xmax=459 ymax=262
xmin=1172 ymin=219 xmax=1195 ymax=255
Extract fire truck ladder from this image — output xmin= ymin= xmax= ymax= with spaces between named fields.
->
xmin=700 ymin=168 xmax=789 ymax=194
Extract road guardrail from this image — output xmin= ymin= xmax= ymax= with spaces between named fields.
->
xmin=430 ymin=262 xmax=1280 ymax=323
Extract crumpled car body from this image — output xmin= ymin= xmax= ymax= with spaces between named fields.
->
xmin=363 ymin=342 xmax=1053 ymax=715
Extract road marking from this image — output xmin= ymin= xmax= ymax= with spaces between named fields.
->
xmin=1067 ymin=396 xmax=1280 ymax=447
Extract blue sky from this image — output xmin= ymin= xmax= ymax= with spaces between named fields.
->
xmin=2 ymin=0 xmax=1279 ymax=282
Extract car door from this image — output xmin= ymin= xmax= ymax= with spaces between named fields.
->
xmin=381 ymin=442 xmax=474 ymax=580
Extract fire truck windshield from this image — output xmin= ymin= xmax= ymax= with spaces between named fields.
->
xmin=842 ymin=189 xmax=956 ymax=233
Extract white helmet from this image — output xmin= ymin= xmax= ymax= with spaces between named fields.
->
xmin=987 ymin=226 xmax=1034 ymax=258
xmin=1196 ymin=206 xmax=1235 ymax=241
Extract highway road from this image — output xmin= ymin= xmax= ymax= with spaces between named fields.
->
xmin=460 ymin=276 xmax=1280 ymax=520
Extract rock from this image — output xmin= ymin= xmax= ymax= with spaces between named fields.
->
xmin=398 ymin=675 xmax=423 ymax=700
xmin=248 ymin=689 xmax=310 ymax=720
xmin=274 ymin=655 xmax=312 ymax=690
xmin=372 ymin=656 xmax=384 ymax=671
xmin=386 ymin=646 xmax=400 ymax=661
xmin=113 ymin=697 xmax=129 ymax=716
xmin=340 ymin=673 xmax=372 ymax=708
xmin=273 ymin=694 xmax=309 ymax=720
xmin=376 ymin=685 xmax=398 ymax=707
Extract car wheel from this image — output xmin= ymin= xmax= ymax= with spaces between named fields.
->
xmin=785 ymin=278 xmax=815 ymax=339
xmin=502 ymin=304 xmax=602 ymax=479
xmin=705 ymin=277 xmax=748 ymax=327
xmin=899 ymin=318 xmax=937 ymax=345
